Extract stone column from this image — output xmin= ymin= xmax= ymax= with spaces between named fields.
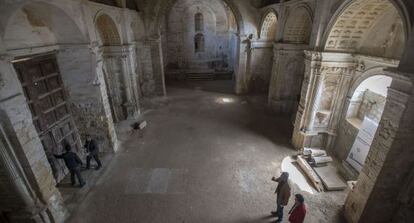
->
xmin=268 ymin=43 xmax=307 ymax=113
xmin=344 ymin=70 xmax=413 ymax=223
xmin=291 ymin=51 xmax=356 ymax=150
xmin=148 ymin=37 xmax=167 ymax=96
xmin=135 ymin=41 xmax=155 ymax=97
xmin=118 ymin=46 xmax=139 ymax=118
xmin=0 ymin=122 xmax=50 ymax=222
xmin=90 ymin=44 xmax=119 ymax=152
xmin=235 ymin=34 xmax=251 ymax=94
xmin=292 ymin=51 xmax=322 ymax=149
xmin=0 ymin=54 xmax=66 ymax=222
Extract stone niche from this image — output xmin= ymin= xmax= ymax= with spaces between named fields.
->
xmin=165 ymin=0 xmax=238 ymax=77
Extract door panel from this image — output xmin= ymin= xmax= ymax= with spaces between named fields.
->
xmin=13 ymin=54 xmax=81 ymax=183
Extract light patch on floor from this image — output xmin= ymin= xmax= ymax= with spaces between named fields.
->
xmin=125 ymin=168 xmax=188 ymax=195
xmin=235 ymin=169 xmax=258 ymax=193
xmin=281 ymin=156 xmax=315 ymax=194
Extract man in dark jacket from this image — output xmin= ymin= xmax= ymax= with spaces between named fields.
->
xmin=84 ymin=134 xmax=102 ymax=170
xmin=54 ymin=144 xmax=85 ymax=187
xmin=271 ymin=172 xmax=291 ymax=222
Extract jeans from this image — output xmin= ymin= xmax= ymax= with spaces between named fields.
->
xmin=87 ymin=154 xmax=102 ymax=169
xmin=70 ymin=167 xmax=85 ymax=185
xmin=276 ymin=204 xmax=284 ymax=220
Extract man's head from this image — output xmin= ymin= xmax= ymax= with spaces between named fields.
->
xmin=294 ymin=194 xmax=305 ymax=205
xmin=86 ymin=134 xmax=92 ymax=141
xmin=279 ymin=172 xmax=289 ymax=182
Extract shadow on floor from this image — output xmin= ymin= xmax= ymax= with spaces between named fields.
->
xmin=166 ymin=80 xmax=294 ymax=149
xmin=166 ymin=80 xmax=236 ymax=95
xmin=57 ymin=153 xmax=113 ymax=212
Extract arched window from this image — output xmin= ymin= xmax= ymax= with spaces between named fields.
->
xmin=194 ymin=33 xmax=205 ymax=52
xmin=195 ymin=13 xmax=204 ymax=32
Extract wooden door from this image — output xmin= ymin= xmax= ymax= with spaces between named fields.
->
xmin=13 ymin=53 xmax=81 ymax=183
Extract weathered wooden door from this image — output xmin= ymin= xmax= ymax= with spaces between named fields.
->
xmin=13 ymin=53 xmax=81 ymax=183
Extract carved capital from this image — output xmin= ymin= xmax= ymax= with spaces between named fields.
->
xmin=304 ymin=50 xmax=322 ymax=61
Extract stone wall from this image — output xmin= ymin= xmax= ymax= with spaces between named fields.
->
xmin=57 ymin=46 xmax=113 ymax=153
xmin=334 ymin=118 xmax=359 ymax=160
xmin=249 ymin=44 xmax=273 ymax=93
xmin=0 ymin=0 xmax=149 ymax=221
xmin=268 ymin=44 xmax=306 ymax=113
xmin=355 ymin=90 xmax=386 ymax=123
xmin=166 ymin=0 xmax=237 ymax=75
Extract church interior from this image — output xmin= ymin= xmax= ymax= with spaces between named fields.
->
xmin=0 ymin=0 xmax=413 ymax=222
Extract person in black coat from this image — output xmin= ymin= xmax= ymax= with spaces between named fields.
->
xmin=84 ymin=134 xmax=102 ymax=170
xmin=54 ymin=144 xmax=85 ymax=187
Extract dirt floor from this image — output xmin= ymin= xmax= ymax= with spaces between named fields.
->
xmin=66 ymin=80 xmax=347 ymax=223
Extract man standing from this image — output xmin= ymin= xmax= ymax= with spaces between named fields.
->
xmin=84 ymin=134 xmax=102 ymax=170
xmin=288 ymin=194 xmax=307 ymax=223
xmin=54 ymin=144 xmax=85 ymax=187
xmin=271 ymin=172 xmax=291 ymax=222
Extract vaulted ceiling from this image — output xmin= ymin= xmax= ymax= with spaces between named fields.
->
xmin=250 ymin=0 xmax=281 ymax=8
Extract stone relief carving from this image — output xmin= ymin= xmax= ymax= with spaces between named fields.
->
xmin=356 ymin=60 xmax=366 ymax=72
xmin=260 ymin=12 xmax=277 ymax=40
xmin=326 ymin=0 xmax=396 ymax=52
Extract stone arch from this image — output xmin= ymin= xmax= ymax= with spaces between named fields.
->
xmin=348 ymin=67 xmax=392 ymax=98
xmin=2 ymin=1 xmax=88 ymax=50
xmin=340 ymin=67 xmax=413 ymax=222
xmin=282 ymin=5 xmax=313 ymax=44
xmin=259 ymin=9 xmax=278 ymax=40
xmin=323 ymin=0 xmax=410 ymax=59
xmin=95 ymin=13 xmax=121 ymax=46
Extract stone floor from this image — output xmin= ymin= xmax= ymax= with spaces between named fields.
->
xmin=66 ymin=80 xmax=346 ymax=223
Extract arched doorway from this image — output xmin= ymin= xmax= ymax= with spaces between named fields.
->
xmin=316 ymin=0 xmax=410 ymax=222
xmin=337 ymin=74 xmax=392 ymax=170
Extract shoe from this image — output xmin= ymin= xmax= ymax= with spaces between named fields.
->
xmin=95 ymin=166 xmax=101 ymax=170
xmin=271 ymin=211 xmax=277 ymax=216
xmin=275 ymin=220 xmax=282 ymax=223
xmin=80 ymin=183 xmax=86 ymax=188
